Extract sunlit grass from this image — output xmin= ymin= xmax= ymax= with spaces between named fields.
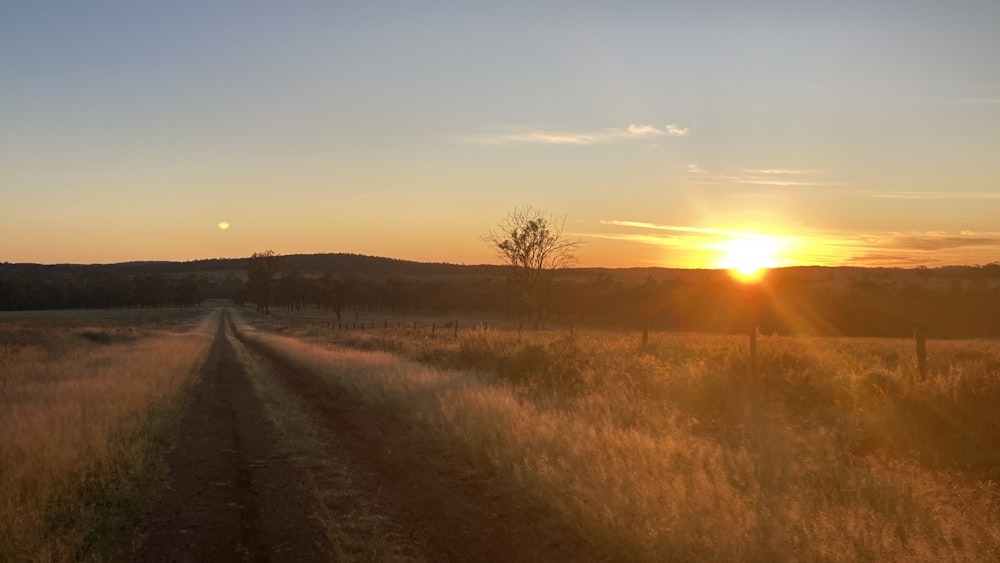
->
xmin=241 ymin=310 xmax=1000 ymax=561
xmin=0 ymin=309 xmax=215 ymax=561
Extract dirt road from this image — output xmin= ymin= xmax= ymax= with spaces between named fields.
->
xmin=130 ymin=311 xmax=331 ymax=562
xmin=131 ymin=310 xmax=605 ymax=562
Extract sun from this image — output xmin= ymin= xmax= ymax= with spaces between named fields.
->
xmin=717 ymin=237 xmax=779 ymax=282
xmin=218 ymin=221 xmax=230 ymax=230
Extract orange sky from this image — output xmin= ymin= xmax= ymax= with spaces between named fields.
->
xmin=2 ymin=3 xmax=998 ymax=268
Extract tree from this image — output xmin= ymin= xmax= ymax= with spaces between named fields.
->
xmin=246 ymin=250 xmax=283 ymax=314
xmin=481 ymin=206 xmax=583 ymax=326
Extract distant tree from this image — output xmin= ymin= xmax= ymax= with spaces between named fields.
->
xmin=246 ymin=250 xmax=283 ymax=314
xmin=481 ymin=206 xmax=583 ymax=327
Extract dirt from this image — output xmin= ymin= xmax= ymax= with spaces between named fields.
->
xmin=131 ymin=310 xmax=609 ymax=562
xmin=130 ymin=311 xmax=331 ymax=562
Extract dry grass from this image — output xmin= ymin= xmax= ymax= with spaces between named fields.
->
xmin=242 ymin=310 xmax=1000 ymax=561
xmin=0 ymin=308 xmax=215 ymax=561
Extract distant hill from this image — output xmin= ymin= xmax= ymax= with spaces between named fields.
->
xmin=2 ymin=253 xmax=998 ymax=286
xmin=0 ymin=253 xmax=504 ymax=279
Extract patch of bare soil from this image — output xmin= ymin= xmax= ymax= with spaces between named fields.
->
xmin=232 ymin=317 xmax=611 ymax=563
xmin=130 ymin=311 xmax=331 ymax=562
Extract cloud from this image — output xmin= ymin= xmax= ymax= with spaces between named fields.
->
xmin=600 ymin=220 xmax=750 ymax=238
xmin=682 ymin=165 xmax=843 ymax=188
xmin=625 ymin=124 xmax=660 ymax=137
xmin=591 ymin=220 xmax=1000 ymax=268
xmin=857 ymin=190 xmax=1000 ymax=200
xmin=884 ymin=233 xmax=1000 ymax=251
xmin=743 ymin=169 xmax=825 ymax=175
xmin=462 ymin=122 xmax=690 ymax=145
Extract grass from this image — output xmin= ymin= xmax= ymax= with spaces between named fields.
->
xmin=0 ymin=308 xmax=215 ymax=562
xmin=242 ymin=308 xmax=1000 ymax=561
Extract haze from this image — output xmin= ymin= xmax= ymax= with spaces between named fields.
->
xmin=2 ymin=1 xmax=998 ymax=268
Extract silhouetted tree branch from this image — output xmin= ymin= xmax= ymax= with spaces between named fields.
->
xmin=481 ymin=206 xmax=584 ymax=326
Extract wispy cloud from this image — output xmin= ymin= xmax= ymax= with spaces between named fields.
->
xmin=855 ymin=190 xmax=1000 ymax=200
xmin=743 ymin=169 xmax=825 ymax=175
xmin=461 ymin=122 xmax=689 ymax=145
xmin=601 ymin=220 xmax=750 ymax=238
xmin=682 ymin=165 xmax=841 ymax=188
xmin=681 ymin=167 xmax=998 ymax=198
xmin=589 ymin=219 xmax=1000 ymax=268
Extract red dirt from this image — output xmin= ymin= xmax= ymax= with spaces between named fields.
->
xmin=131 ymin=310 xmax=611 ymax=561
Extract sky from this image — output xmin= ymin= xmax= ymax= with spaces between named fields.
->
xmin=2 ymin=1 xmax=999 ymax=269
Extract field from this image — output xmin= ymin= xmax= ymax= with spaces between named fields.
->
xmin=4 ymin=305 xmax=1000 ymax=561
xmin=246 ymin=308 xmax=1000 ymax=561
xmin=0 ymin=307 xmax=215 ymax=561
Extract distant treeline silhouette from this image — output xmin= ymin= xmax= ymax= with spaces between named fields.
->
xmin=3 ymin=259 xmax=999 ymax=338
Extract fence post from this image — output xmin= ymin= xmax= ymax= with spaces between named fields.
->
xmin=749 ymin=327 xmax=758 ymax=377
xmin=915 ymin=329 xmax=927 ymax=379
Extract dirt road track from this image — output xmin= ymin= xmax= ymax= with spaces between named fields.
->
xmin=130 ymin=311 xmax=331 ymax=562
xmin=131 ymin=310 xmax=608 ymax=562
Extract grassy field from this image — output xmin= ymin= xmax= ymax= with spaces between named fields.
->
xmin=242 ymin=307 xmax=1000 ymax=562
xmin=0 ymin=307 xmax=215 ymax=562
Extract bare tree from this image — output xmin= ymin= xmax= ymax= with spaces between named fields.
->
xmin=246 ymin=250 xmax=283 ymax=315
xmin=481 ymin=206 xmax=583 ymax=327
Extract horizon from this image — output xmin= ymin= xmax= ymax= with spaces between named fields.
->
xmin=3 ymin=2 xmax=999 ymax=269
xmin=6 ymin=249 xmax=998 ymax=272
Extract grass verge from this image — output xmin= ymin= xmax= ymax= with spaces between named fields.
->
xmin=0 ymin=310 xmax=216 ymax=561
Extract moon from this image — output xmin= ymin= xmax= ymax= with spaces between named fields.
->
xmin=218 ymin=221 xmax=230 ymax=230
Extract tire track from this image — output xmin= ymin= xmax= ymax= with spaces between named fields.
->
xmin=131 ymin=310 xmax=330 ymax=562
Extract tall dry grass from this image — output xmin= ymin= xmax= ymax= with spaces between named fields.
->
xmin=0 ymin=309 xmax=215 ymax=561
xmin=241 ymin=312 xmax=1000 ymax=561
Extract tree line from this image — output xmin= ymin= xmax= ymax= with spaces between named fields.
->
xmin=236 ymin=267 xmax=1000 ymax=339
xmin=0 ymin=270 xmax=239 ymax=310
xmin=3 ymin=260 xmax=999 ymax=338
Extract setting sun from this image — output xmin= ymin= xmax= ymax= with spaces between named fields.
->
xmin=717 ymin=237 xmax=780 ymax=282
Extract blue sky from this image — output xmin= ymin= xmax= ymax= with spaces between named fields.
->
xmin=2 ymin=1 xmax=998 ymax=267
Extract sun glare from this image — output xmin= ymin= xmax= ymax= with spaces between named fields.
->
xmin=218 ymin=221 xmax=230 ymax=230
xmin=717 ymin=237 xmax=779 ymax=282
